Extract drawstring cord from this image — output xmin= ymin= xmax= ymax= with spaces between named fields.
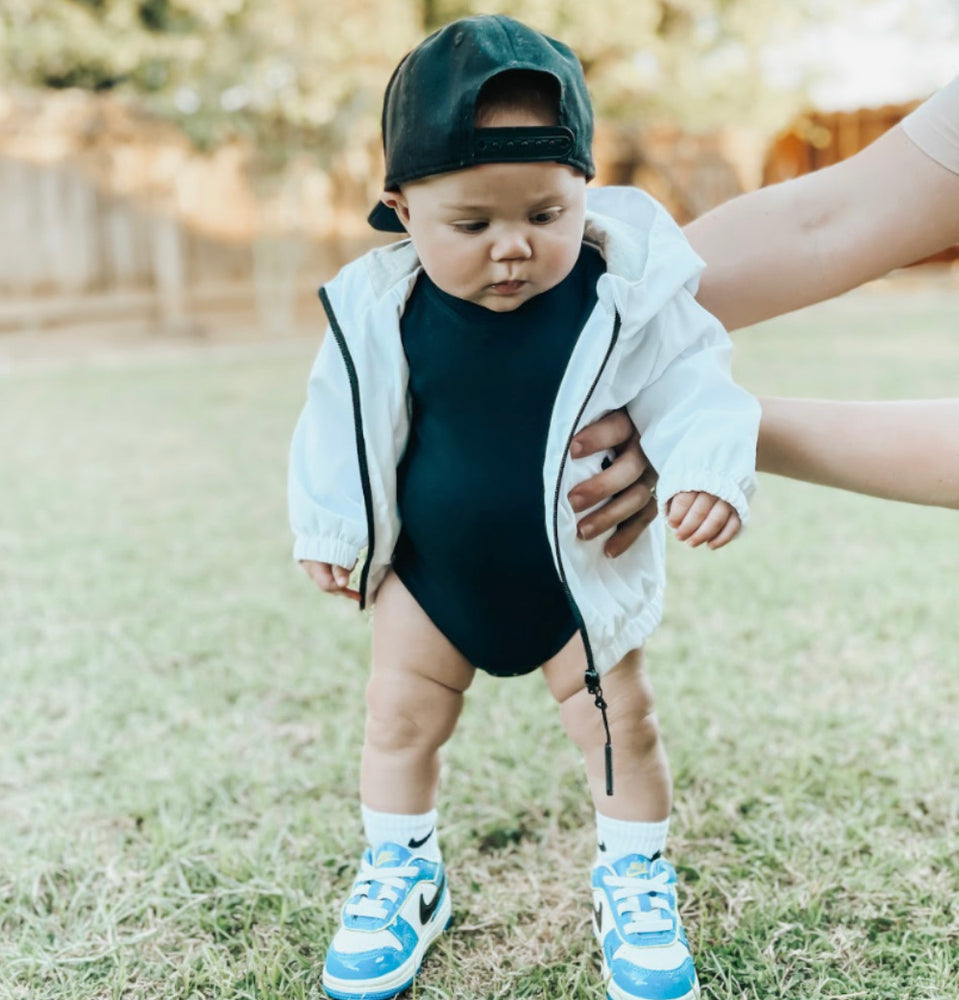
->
xmin=585 ymin=667 xmax=613 ymax=795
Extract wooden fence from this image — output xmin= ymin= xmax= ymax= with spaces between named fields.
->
xmin=763 ymin=102 xmax=959 ymax=266
xmin=0 ymin=155 xmax=361 ymax=336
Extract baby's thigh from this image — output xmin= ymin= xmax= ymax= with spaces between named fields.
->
xmin=367 ymin=572 xmax=475 ymax=730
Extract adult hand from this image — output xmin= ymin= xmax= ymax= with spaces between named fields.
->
xmin=568 ymin=408 xmax=659 ymax=558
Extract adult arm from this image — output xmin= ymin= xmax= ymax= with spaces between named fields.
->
xmin=685 ymin=124 xmax=959 ymax=331
xmin=574 ymin=95 xmax=959 ymax=539
xmin=689 ymin=113 xmax=959 ymax=505
xmin=575 ymin=393 xmax=959 ymax=529
xmin=758 ymin=397 xmax=959 ymax=508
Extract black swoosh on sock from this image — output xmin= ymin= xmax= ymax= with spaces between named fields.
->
xmin=419 ymin=874 xmax=445 ymax=926
xmin=408 ymin=828 xmax=434 ymax=850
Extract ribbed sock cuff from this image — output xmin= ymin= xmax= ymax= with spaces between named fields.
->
xmin=595 ymin=811 xmax=670 ymax=861
xmin=361 ymin=805 xmax=441 ymax=861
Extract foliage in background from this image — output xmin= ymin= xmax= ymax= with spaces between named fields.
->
xmin=0 ymin=0 xmax=885 ymax=163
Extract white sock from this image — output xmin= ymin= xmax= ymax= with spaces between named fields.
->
xmin=361 ymin=805 xmax=441 ymax=861
xmin=595 ymin=811 xmax=670 ymax=861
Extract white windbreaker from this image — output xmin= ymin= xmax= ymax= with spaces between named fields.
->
xmin=289 ymin=192 xmax=760 ymax=683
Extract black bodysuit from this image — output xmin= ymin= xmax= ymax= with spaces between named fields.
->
xmin=392 ymin=246 xmax=605 ymax=676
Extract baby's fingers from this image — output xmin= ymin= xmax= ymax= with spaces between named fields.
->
xmin=302 ymin=561 xmax=337 ymax=590
xmin=707 ymin=510 xmax=742 ymax=550
xmin=668 ymin=492 xmax=714 ymax=541
xmin=665 ymin=491 xmax=696 ymax=531
xmin=331 ymin=565 xmax=362 ymax=602
xmin=685 ymin=501 xmax=736 ymax=548
xmin=301 ymin=561 xmax=361 ymax=600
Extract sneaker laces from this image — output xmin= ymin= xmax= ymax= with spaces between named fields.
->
xmin=602 ymin=870 xmax=675 ymax=935
xmin=344 ymin=860 xmax=420 ymax=921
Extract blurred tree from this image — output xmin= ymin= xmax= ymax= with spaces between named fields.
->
xmin=414 ymin=0 xmax=827 ymax=130
xmin=0 ymin=0 xmax=419 ymax=162
xmin=0 ymin=0 xmax=878 ymax=159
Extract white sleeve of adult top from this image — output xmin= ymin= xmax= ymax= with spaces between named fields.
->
xmin=625 ymin=287 xmax=760 ymax=525
xmin=901 ymin=75 xmax=959 ymax=174
xmin=287 ymin=328 xmax=368 ymax=568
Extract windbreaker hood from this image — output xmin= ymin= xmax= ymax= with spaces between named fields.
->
xmin=584 ymin=196 xmax=705 ymax=336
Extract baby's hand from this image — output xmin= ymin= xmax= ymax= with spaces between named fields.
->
xmin=666 ymin=492 xmax=741 ymax=550
xmin=300 ymin=560 xmax=361 ymax=601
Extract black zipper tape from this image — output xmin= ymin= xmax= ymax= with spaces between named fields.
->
xmin=551 ymin=312 xmax=622 ymax=796
xmin=319 ymin=287 xmax=376 ymax=609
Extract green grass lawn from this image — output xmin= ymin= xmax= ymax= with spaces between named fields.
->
xmin=1 ymin=284 xmax=958 ymax=1000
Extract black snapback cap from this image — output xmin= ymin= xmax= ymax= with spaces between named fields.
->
xmin=368 ymin=14 xmax=595 ymax=233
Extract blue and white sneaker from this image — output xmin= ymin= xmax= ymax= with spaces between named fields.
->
xmin=322 ymin=842 xmax=451 ymax=1000
xmin=592 ymin=853 xmax=700 ymax=1000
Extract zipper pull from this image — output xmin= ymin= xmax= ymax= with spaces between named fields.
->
xmin=584 ymin=667 xmax=614 ymax=796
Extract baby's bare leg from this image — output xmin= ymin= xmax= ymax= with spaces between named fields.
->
xmin=542 ymin=637 xmax=671 ymax=821
xmin=544 ymin=640 xmax=698 ymax=998
xmin=362 ymin=571 xmax=475 ymax=814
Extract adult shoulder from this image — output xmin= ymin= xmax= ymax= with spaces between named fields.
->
xmin=900 ymin=76 xmax=959 ymax=175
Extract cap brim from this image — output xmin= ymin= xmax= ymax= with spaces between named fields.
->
xmin=368 ymin=201 xmax=407 ymax=233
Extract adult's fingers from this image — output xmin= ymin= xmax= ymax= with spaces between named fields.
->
xmin=569 ymin=439 xmax=649 ymax=512
xmin=603 ymin=503 xmax=660 ymax=558
xmin=570 ymin=408 xmax=635 ymax=458
xmin=577 ymin=479 xmax=656 ymax=540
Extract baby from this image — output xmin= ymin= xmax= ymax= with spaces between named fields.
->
xmin=289 ymin=15 xmax=759 ymax=1000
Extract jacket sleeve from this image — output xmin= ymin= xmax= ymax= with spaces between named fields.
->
xmin=625 ymin=289 xmax=760 ymax=524
xmin=288 ymin=326 xmax=368 ymax=567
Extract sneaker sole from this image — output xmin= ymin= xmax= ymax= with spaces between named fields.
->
xmin=322 ymin=891 xmax=452 ymax=1000
xmin=605 ymin=975 xmax=700 ymax=1000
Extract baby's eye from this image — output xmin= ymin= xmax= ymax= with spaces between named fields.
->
xmin=452 ymin=220 xmax=488 ymax=234
xmin=530 ymin=207 xmax=562 ymax=225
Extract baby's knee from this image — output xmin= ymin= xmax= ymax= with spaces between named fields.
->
xmin=364 ymin=674 xmax=461 ymax=755
xmin=615 ymin=700 xmax=662 ymax=760
xmin=561 ymin=653 xmax=661 ymax=752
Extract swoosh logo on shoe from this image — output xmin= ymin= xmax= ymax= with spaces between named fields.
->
xmin=408 ymin=828 xmax=434 ymax=850
xmin=419 ymin=875 xmax=445 ymax=926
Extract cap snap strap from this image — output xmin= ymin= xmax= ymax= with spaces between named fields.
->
xmin=471 ymin=126 xmax=575 ymax=163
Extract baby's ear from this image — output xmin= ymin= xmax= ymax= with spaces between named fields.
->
xmin=380 ymin=190 xmax=411 ymax=226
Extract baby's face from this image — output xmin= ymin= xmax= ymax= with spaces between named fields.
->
xmin=381 ymin=114 xmax=587 ymax=312
xmin=390 ymin=160 xmax=586 ymax=312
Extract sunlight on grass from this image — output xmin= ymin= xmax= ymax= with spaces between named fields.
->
xmin=1 ymin=285 xmax=957 ymax=999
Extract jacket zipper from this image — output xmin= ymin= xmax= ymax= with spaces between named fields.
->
xmin=551 ymin=311 xmax=622 ymax=796
xmin=319 ymin=287 xmax=376 ymax=610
